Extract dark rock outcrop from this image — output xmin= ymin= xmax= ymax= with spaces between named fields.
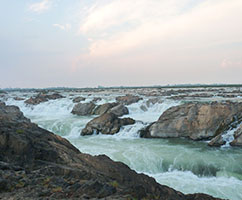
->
xmin=81 ymin=113 xmax=135 ymax=135
xmin=0 ymin=102 xmax=222 ymax=199
xmin=71 ymin=102 xmax=96 ymax=116
xmin=141 ymin=102 xmax=242 ymax=141
xmin=72 ymin=96 xmax=86 ymax=103
xmin=25 ymin=92 xmax=64 ymax=105
xmin=116 ymin=95 xmax=143 ymax=105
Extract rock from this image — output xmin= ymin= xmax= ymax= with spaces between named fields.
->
xmin=81 ymin=113 xmax=135 ymax=135
xmin=0 ymin=103 xmax=221 ymax=200
xmin=116 ymin=95 xmax=143 ymax=105
xmin=141 ymin=102 xmax=242 ymax=140
xmin=14 ymin=97 xmax=25 ymax=101
xmin=208 ymin=134 xmax=226 ymax=147
xmin=92 ymin=97 xmax=102 ymax=102
xmin=25 ymin=92 xmax=64 ymax=105
xmin=71 ymin=102 xmax=96 ymax=116
xmin=72 ymin=96 xmax=86 ymax=103
xmin=230 ymin=124 xmax=242 ymax=146
xmin=108 ymin=104 xmax=129 ymax=116
xmin=92 ymin=103 xmax=118 ymax=115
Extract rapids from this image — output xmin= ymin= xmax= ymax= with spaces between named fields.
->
xmin=4 ymin=90 xmax=242 ymax=200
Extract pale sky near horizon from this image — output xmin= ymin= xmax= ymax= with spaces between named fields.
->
xmin=0 ymin=0 xmax=242 ymax=88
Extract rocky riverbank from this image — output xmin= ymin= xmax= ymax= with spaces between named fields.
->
xmin=0 ymin=102 xmax=222 ymax=199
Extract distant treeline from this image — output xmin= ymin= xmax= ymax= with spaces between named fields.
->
xmin=1 ymin=84 xmax=242 ymax=92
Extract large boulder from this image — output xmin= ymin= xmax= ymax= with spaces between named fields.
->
xmin=141 ymin=102 xmax=242 ymax=140
xmin=71 ymin=102 xmax=96 ymax=116
xmin=0 ymin=103 xmax=221 ymax=199
xmin=92 ymin=103 xmax=118 ymax=115
xmin=25 ymin=92 xmax=64 ymax=105
xmin=81 ymin=113 xmax=135 ymax=136
xmin=116 ymin=95 xmax=143 ymax=105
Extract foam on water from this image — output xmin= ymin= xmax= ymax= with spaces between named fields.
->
xmin=153 ymin=170 xmax=242 ymax=200
xmin=4 ymin=93 xmax=242 ymax=200
xmin=222 ymin=122 xmax=242 ymax=148
xmin=126 ymin=99 xmax=180 ymax=123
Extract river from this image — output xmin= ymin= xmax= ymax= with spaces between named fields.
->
xmin=4 ymin=88 xmax=242 ymax=200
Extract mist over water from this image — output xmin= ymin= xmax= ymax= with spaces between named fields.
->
xmin=4 ymin=89 xmax=242 ymax=200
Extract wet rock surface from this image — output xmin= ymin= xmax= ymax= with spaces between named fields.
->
xmin=25 ymin=92 xmax=64 ymax=105
xmin=141 ymin=102 xmax=242 ymax=141
xmin=0 ymin=102 xmax=222 ymax=199
xmin=81 ymin=112 xmax=135 ymax=135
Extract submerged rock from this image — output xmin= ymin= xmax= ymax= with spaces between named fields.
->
xmin=24 ymin=92 xmax=64 ymax=105
xmin=71 ymin=102 xmax=96 ymax=116
xmin=72 ymin=96 xmax=86 ymax=103
xmin=81 ymin=113 xmax=135 ymax=135
xmin=116 ymin=94 xmax=143 ymax=105
xmin=0 ymin=102 xmax=222 ymax=199
xmin=141 ymin=102 xmax=242 ymax=141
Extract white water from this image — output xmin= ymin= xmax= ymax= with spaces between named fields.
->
xmin=4 ymin=92 xmax=242 ymax=200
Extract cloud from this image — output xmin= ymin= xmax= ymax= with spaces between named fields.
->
xmin=53 ymin=23 xmax=71 ymax=31
xmin=78 ymin=0 xmax=242 ymax=58
xmin=29 ymin=0 xmax=51 ymax=13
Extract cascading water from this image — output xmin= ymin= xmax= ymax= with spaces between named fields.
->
xmin=4 ymin=92 xmax=242 ymax=200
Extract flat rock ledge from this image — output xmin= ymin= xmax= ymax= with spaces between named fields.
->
xmin=140 ymin=101 xmax=242 ymax=145
xmin=0 ymin=102 xmax=221 ymax=199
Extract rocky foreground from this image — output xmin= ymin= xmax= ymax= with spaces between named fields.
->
xmin=0 ymin=102 xmax=222 ymax=199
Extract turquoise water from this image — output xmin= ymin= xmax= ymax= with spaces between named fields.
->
xmin=4 ymin=91 xmax=242 ymax=200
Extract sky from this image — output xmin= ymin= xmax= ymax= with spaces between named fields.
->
xmin=0 ymin=0 xmax=242 ymax=88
